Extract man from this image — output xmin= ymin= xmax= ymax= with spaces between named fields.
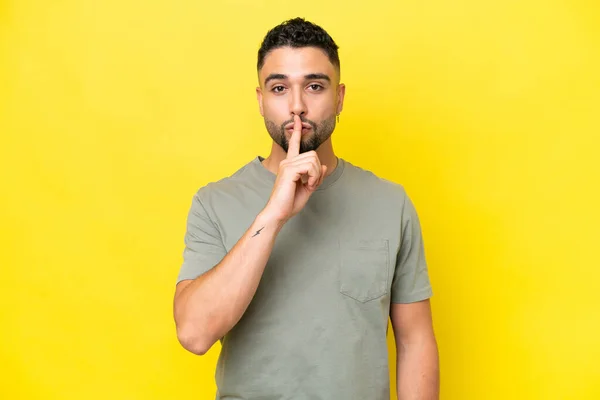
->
xmin=173 ymin=17 xmax=439 ymax=400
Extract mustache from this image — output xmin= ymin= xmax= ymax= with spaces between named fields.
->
xmin=280 ymin=117 xmax=318 ymax=131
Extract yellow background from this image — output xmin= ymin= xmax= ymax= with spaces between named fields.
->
xmin=1 ymin=0 xmax=599 ymax=399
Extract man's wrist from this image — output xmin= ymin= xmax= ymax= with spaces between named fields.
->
xmin=256 ymin=208 xmax=287 ymax=232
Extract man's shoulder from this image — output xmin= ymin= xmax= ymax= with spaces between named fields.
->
xmin=342 ymin=159 xmax=409 ymax=199
xmin=192 ymin=158 xmax=258 ymax=201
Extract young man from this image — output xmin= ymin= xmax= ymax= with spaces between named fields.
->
xmin=173 ymin=17 xmax=439 ymax=400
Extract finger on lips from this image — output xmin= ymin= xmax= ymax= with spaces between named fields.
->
xmin=286 ymin=115 xmax=302 ymax=160
xmin=284 ymin=115 xmax=326 ymax=188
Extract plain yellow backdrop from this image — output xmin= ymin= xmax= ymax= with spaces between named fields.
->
xmin=1 ymin=0 xmax=599 ymax=399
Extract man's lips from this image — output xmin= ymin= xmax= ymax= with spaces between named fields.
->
xmin=285 ymin=122 xmax=313 ymax=131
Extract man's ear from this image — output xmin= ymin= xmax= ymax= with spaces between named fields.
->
xmin=336 ymin=83 xmax=346 ymax=115
xmin=256 ymin=87 xmax=264 ymax=117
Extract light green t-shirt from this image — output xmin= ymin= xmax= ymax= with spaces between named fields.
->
xmin=177 ymin=156 xmax=433 ymax=400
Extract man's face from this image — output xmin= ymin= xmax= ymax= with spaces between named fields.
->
xmin=257 ymin=46 xmax=345 ymax=154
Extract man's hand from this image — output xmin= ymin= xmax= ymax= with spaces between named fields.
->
xmin=263 ymin=114 xmax=327 ymax=223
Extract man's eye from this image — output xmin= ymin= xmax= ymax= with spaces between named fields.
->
xmin=308 ymin=84 xmax=323 ymax=91
xmin=272 ymin=86 xmax=285 ymax=93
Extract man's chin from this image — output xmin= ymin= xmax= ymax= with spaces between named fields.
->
xmin=280 ymin=139 xmax=316 ymax=152
xmin=280 ymin=144 xmax=318 ymax=154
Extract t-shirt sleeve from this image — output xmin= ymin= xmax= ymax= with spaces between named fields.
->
xmin=390 ymin=192 xmax=433 ymax=303
xmin=176 ymin=192 xmax=227 ymax=284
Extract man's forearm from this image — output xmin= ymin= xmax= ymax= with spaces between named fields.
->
xmin=174 ymin=210 xmax=285 ymax=354
xmin=396 ymin=337 xmax=440 ymax=400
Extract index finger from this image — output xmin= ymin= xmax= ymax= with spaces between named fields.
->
xmin=286 ymin=114 xmax=302 ymax=159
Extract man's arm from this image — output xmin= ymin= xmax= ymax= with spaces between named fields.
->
xmin=174 ymin=210 xmax=284 ymax=355
xmin=390 ymin=299 xmax=440 ymax=400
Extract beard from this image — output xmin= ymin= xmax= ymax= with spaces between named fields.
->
xmin=264 ymin=114 xmax=336 ymax=154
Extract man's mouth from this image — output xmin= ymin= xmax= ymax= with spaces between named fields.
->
xmin=285 ymin=122 xmax=313 ymax=131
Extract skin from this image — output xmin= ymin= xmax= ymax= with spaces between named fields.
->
xmin=174 ymin=45 xmax=439 ymax=399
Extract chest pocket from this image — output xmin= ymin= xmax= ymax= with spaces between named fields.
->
xmin=339 ymin=238 xmax=390 ymax=303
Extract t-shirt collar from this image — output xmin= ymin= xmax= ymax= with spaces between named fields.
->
xmin=253 ymin=155 xmax=345 ymax=191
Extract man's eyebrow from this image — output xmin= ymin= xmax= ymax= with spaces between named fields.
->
xmin=305 ymin=73 xmax=330 ymax=82
xmin=264 ymin=73 xmax=331 ymax=86
xmin=264 ymin=73 xmax=287 ymax=85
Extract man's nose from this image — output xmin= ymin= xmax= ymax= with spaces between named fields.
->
xmin=289 ymin=89 xmax=307 ymax=117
